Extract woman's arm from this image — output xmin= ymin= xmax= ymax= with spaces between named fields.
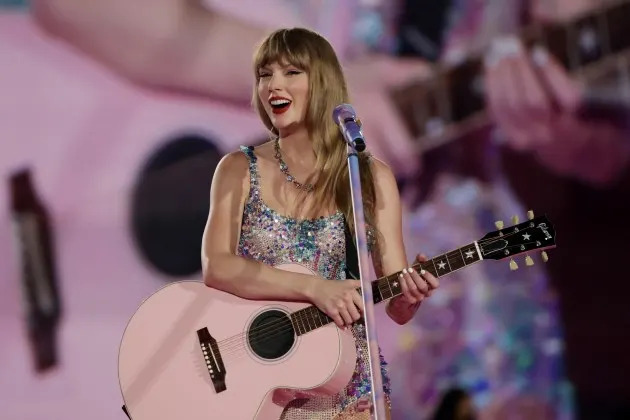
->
xmin=369 ymin=159 xmax=439 ymax=325
xmin=202 ymin=152 xmax=316 ymax=300
xmin=31 ymin=0 xmax=274 ymax=103
xmin=202 ymin=152 xmax=363 ymax=328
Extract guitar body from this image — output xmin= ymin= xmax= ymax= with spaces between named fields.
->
xmin=118 ymin=263 xmax=357 ymax=420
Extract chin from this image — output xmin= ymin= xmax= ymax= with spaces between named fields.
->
xmin=271 ymin=118 xmax=296 ymax=131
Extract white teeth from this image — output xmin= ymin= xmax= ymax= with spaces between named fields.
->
xmin=270 ymin=99 xmax=291 ymax=106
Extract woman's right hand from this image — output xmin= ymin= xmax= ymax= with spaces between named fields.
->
xmin=308 ymin=279 xmax=364 ymax=328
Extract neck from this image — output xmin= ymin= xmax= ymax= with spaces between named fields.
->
xmin=278 ymin=126 xmax=315 ymax=167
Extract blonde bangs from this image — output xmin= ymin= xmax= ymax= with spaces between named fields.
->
xmin=253 ymin=30 xmax=312 ymax=78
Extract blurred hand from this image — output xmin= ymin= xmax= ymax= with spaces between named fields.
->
xmin=391 ymin=253 xmax=439 ymax=307
xmin=531 ymin=0 xmax=598 ymax=23
xmin=344 ymin=54 xmax=433 ymax=180
xmin=309 ymin=278 xmax=363 ymax=328
xmin=484 ymin=37 xmax=630 ymax=185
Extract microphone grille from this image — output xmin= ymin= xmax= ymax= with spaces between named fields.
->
xmin=332 ymin=104 xmax=356 ymax=124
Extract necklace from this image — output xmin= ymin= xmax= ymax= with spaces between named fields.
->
xmin=273 ymin=139 xmax=314 ymax=192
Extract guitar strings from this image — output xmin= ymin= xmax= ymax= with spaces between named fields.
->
xmin=215 ymin=224 xmax=546 ymax=356
xmin=216 ymin=282 xmax=395 ymax=356
xmin=214 ymin=274 xmax=396 ymax=353
xmin=216 ymin=284 xmax=388 ymax=355
xmin=214 ymin=270 xmax=406 ymax=354
xmin=215 ymin=224 xmax=545 ymax=355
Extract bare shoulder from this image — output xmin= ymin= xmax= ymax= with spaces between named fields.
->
xmin=210 ymin=149 xmax=252 ymax=200
xmin=215 ymin=150 xmax=250 ymax=179
xmin=368 ymin=155 xmax=392 ymax=172
xmin=369 ymin=155 xmax=398 ymax=189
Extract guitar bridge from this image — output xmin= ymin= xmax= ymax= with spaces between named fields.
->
xmin=196 ymin=327 xmax=226 ymax=393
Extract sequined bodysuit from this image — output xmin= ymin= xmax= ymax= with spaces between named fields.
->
xmin=236 ymin=146 xmax=390 ymax=419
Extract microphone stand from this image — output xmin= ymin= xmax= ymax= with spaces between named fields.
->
xmin=345 ymin=142 xmax=387 ymax=420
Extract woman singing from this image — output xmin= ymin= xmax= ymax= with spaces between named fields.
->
xmin=202 ymin=27 xmax=439 ymax=419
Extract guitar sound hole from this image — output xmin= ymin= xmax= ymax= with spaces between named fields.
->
xmin=248 ymin=310 xmax=295 ymax=360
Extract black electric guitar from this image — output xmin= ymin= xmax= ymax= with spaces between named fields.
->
xmin=391 ymin=0 xmax=630 ymax=153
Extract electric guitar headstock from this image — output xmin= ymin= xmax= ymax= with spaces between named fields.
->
xmin=369 ymin=210 xmax=557 ymax=305
xmin=477 ymin=210 xmax=556 ymax=270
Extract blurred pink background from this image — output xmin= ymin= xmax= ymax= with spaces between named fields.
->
xmin=3 ymin=1 xmax=630 ymax=419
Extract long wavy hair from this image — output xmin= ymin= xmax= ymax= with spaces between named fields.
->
xmin=252 ymin=27 xmax=377 ymax=243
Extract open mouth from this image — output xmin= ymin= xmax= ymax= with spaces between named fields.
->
xmin=270 ymin=98 xmax=292 ymax=114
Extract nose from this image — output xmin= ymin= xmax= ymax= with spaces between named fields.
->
xmin=268 ymin=72 xmax=284 ymax=92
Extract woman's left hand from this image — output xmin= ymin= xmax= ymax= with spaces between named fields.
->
xmin=393 ymin=253 xmax=439 ymax=306
xmin=484 ymin=38 xmax=630 ymax=186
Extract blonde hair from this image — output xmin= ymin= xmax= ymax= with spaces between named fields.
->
xmin=252 ymin=27 xmax=377 ymax=244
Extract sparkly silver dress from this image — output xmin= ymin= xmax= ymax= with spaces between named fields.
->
xmin=236 ymin=146 xmax=390 ymax=419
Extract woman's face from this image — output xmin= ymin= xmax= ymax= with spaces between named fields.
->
xmin=257 ymin=61 xmax=309 ymax=136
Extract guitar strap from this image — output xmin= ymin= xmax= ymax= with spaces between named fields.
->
xmin=344 ymin=218 xmax=369 ymax=326
xmin=344 ymin=218 xmax=360 ymax=280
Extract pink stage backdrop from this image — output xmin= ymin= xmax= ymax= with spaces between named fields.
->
xmin=0 ymin=4 xmax=573 ymax=420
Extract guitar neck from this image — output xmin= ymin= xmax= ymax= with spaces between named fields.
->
xmin=290 ymin=213 xmax=557 ymax=335
xmin=290 ymin=242 xmax=482 ymax=336
xmin=392 ymin=0 xmax=630 ymax=151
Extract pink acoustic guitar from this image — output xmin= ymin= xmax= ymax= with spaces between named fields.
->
xmin=118 ymin=212 xmax=556 ymax=419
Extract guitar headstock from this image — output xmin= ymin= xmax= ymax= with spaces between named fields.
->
xmin=477 ymin=210 xmax=556 ymax=269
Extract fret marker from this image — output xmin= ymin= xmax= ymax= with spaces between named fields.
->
xmin=392 ymin=281 xmax=398 ymax=287
xmin=425 ymin=117 xmax=445 ymax=137
xmin=438 ymin=261 xmax=446 ymax=270
xmin=579 ymin=26 xmax=598 ymax=55
xmin=522 ymin=233 xmax=531 ymax=240
xmin=465 ymin=250 xmax=474 ymax=259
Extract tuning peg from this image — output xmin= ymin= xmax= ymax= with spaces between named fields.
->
xmin=541 ymin=251 xmax=549 ymax=262
xmin=527 ymin=210 xmax=535 ymax=220
xmin=512 ymin=215 xmax=520 ymax=224
xmin=495 ymin=220 xmax=504 ymax=230
xmin=525 ymin=255 xmax=534 ymax=266
xmin=509 ymin=259 xmax=518 ymax=270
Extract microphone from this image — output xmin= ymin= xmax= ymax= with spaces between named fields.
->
xmin=333 ymin=104 xmax=366 ymax=152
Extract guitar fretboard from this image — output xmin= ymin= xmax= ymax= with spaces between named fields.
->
xmin=290 ymin=242 xmax=481 ymax=336
xmin=391 ymin=0 xmax=630 ymax=147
